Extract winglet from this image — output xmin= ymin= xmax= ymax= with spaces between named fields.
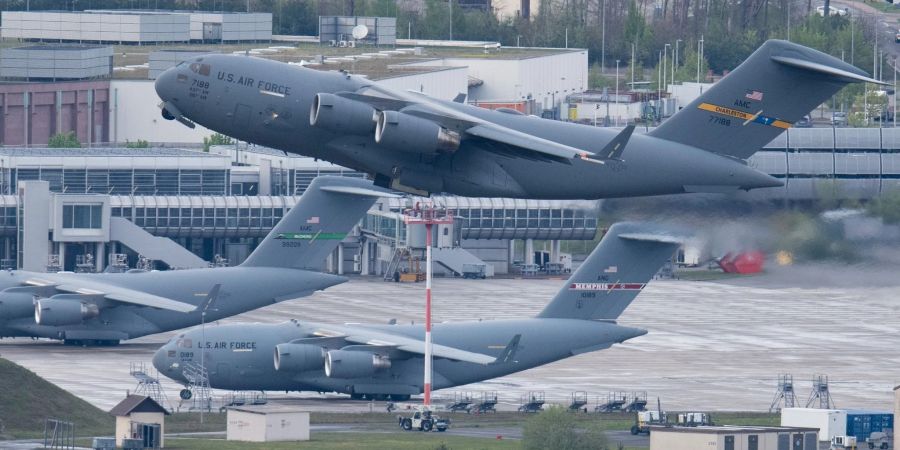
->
xmin=598 ymin=125 xmax=635 ymax=161
xmin=452 ymin=93 xmax=467 ymax=103
xmin=491 ymin=334 xmax=521 ymax=365
xmin=196 ymin=284 xmax=222 ymax=313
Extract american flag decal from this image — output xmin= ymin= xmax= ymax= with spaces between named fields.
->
xmin=307 ymin=216 xmax=320 ymax=224
xmin=570 ymin=283 xmax=646 ymax=291
xmin=745 ymin=90 xmax=763 ymax=101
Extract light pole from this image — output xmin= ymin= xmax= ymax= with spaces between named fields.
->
xmin=601 ymin=0 xmax=606 ymax=69
xmin=663 ymin=44 xmax=670 ymax=98
xmin=615 ymin=59 xmax=620 ymax=127
xmin=697 ymin=36 xmax=704 ymax=84
xmin=673 ymin=39 xmax=681 ymax=84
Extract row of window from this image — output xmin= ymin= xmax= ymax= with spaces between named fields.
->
xmin=760 ymin=148 xmax=900 ymax=153
xmin=4 ymin=169 xmax=230 ymax=196
xmin=61 ymin=204 xmax=102 ymax=229
xmin=111 ymin=206 xmax=287 ymax=229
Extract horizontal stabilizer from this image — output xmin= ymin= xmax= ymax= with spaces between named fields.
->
xmin=771 ymin=56 xmax=888 ymax=85
xmin=319 ymin=185 xmax=399 ymax=198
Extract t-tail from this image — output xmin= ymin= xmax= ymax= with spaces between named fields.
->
xmin=650 ymin=40 xmax=885 ymax=160
xmin=537 ymin=222 xmax=682 ymax=321
xmin=240 ymin=176 xmax=391 ymax=270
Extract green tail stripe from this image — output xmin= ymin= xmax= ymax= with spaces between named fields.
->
xmin=276 ymin=232 xmax=346 ymax=240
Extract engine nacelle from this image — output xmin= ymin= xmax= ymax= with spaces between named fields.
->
xmin=324 ymin=350 xmax=391 ymax=378
xmin=309 ymin=93 xmax=376 ymax=135
xmin=273 ymin=343 xmax=326 ymax=372
xmin=375 ymin=111 xmax=460 ymax=155
xmin=0 ymin=292 xmax=36 ymax=320
xmin=34 ymin=299 xmax=100 ymax=326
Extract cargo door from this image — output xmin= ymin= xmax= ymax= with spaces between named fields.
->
xmin=203 ymin=22 xmax=222 ymax=42
xmin=233 ymin=103 xmax=252 ymax=132
xmin=215 ymin=362 xmax=231 ymax=386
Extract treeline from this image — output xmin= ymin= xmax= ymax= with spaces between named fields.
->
xmin=0 ymin=0 xmax=880 ymax=77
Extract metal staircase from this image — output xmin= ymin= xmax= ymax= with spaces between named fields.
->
xmin=130 ymin=361 xmax=171 ymax=412
xmin=110 ymin=217 xmax=207 ymax=269
xmin=181 ymin=361 xmax=212 ymax=412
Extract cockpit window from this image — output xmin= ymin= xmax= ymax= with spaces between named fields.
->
xmin=175 ymin=61 xmax=185 ymax=68
xmin=189 ymin=62 xmax=211 ymax=76
xmin=176 ymin=73 xmax=188 ymax=83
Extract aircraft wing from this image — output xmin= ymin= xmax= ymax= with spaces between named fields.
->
xmin=320 ymin=327 xmax=496 ymax=365
xmin=337 ymin=83 xmax=601 ymax=163
xmin=24 ymin=275 xmax=198 ymax=313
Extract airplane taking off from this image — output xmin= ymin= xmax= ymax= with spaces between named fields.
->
xmin=155 ymin=40 xmax=881 ymax=199
xmin=0 ymin=177 xmax=389 ymax=345
xmin=153 ymin=222 xmax=683 ymax=401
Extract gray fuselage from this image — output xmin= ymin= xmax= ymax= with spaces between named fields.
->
xmin=153 ymin=318 xmax=645 ymax=397
xmin=0 ymin=268 xmax=343 ymax=341
xmin=154 ymin=55 xmax=780 ymax=199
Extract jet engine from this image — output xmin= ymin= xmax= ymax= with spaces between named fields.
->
xmin=309 ymin=93 xmax=376 ymax=135
xmin=324 ymin=350 xmax=391 ymax=378
xmin=273 ymin=343 xmax=326 ymax=372
xmin=375 ymin=111 xmax=460 ymax=155
xmin=34 ymin=299 xmax=100 ymax=326
xmin=0 ymin=292 xmax=36 ymax=320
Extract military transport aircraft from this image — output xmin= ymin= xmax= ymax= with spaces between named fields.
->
xmin=153 ymin=222 xmax=682 ymax=401
xmin=155 ymin=40 xmax=882 ymax=199
xmin=0 ymin=177 xmax=389 ymax=345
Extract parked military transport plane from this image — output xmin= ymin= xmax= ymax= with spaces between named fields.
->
xmin=0 ymin=177 xmax=388 ymax=345
xmin=153 ymin=222 xmax=682 ymax=401
xmin=155 ymin=40 xmax=882 ymax=199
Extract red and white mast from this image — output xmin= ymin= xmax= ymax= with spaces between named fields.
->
xmin=403 ymin=204 xmax=453 ymax=407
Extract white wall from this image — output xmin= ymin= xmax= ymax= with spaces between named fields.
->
xmin=572 ymin=101 xmax=642 ymax=124
xmin=408 ymin=50 xmax=588 ymax=108
xmin=110 ymin=80 xmax=213 ymax=145
xmin=376 ymin=66 xmax=468 ymax=101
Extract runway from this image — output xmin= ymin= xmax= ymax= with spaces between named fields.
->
xmin=2 ymin=262 xmax=898 ymax=412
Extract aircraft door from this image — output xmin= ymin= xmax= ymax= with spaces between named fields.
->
xmin=234 ymin=104 xmax=251 ymax=127
xmin=216 ymin=362 xmax=232 ymax=386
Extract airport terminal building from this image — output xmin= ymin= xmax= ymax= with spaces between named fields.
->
xmin=0 ymin=146 xmax=601 ymax=276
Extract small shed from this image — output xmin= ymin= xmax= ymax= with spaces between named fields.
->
xmin=227 ymin=405 xmax=310 ymax=442
xmin=109 ymin=395 xmax=169 ymax=449
xmin=650 ymin=425 xmax=820 ymax=450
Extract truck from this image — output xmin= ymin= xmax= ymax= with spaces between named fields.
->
xmin=398 ymin=407 xmax=450 ymax=432
xmin=631 ymin=410 xmax=667 ymax=435
xmin=461 ymin=263 xmax=487 ymax=279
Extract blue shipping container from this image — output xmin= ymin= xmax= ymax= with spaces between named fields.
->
xmin=845 ymin=411 xmax=893 ymax=441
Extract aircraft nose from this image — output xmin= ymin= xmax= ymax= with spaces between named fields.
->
xmin=154 ymin=67 xmax=177 ymax=102
xmin=152 ymin=341 xmax=176 ymax=374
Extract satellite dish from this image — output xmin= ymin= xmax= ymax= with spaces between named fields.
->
xmin=351 ymin=24 xmax=369 ymax=40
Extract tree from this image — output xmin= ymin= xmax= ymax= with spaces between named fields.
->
xmin=203 ymin=133 xmax=234 ymax=153
xmin=125 ymin=139 xmax=150 ymax=148
xmin=47 ymin=132 xmax=81 ymax=148
xmin=522 ymin=406 xmax=610 ymax=450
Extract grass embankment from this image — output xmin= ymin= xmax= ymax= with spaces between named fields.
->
xmin=0 ymin=357 xmax=112 ymax=439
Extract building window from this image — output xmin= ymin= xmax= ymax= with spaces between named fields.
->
xmin=62 ymin=204 xmax=102 ymax=229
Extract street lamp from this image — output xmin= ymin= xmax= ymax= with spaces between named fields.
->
xmin=663 ymin=44 xmax=671 ymax=97
xmin=673 ymin=39 xmax=681 ymax=84
xmin=615 ymin=59 xmax=620 ymax=127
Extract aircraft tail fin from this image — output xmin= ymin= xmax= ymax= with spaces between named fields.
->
xmin=240 ymin=176 xmax=392 ymax=270
xmin=649 ymin=40 xmax=883 ymax=160
xmin=536 ymin=222 xmax=682 ymax=321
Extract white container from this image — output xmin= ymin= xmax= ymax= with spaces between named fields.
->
xmin=781 ymin=407 xmax=847 ymax=442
